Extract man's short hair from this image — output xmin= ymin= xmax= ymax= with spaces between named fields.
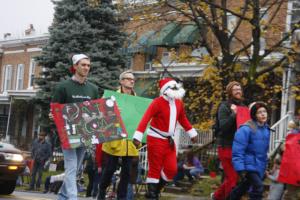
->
xmin=119 ymin=70 xmax=134 ymax=81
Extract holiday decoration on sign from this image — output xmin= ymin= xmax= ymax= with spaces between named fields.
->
xmin=51 ymin=98 xmax=127 ymax=149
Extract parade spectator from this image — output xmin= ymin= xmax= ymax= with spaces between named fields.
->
xmin=172 ymin=155 xmax=185 ymax=186
xmin=43 ymin=173 xmax=65 ymax=194
xmin=183 ymin=150 xmax=204 ymax=181
xmin=98 ymin=70 xmax=139 ymax=200
xmin=90 ymin=143 xmax=104 ymax=198
xmin=280 ymin=118 xmax=300 ymax=200
xmin=266 ymin=159 xmax=284 ymax=200
xmin=230 ymin=102 xmax=270 ymax=200
xmin=133 ymin=77 xmax=198 ymax=199
xmin=84 ymin=147 xmax=97 ymax=198
xmin=51 ymin=54 xmax=99 ymax=200
xmin=29 ymin=131 xmax=52 ymax=190
xmin=211 ymin=81 xmax=250 ymax=200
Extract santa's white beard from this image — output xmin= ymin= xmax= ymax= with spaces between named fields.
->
xmin=163 ymin=88 xmax=186 ymax=99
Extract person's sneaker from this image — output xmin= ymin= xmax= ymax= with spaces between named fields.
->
xmin=210 ymin=192 xmax=216 ymax=200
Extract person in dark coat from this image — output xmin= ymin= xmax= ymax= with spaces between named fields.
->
xmin=29 ymin=131 xmax=52 ymax=190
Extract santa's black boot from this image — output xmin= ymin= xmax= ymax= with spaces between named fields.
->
xmin=145 ymin=183 xmax=159 ymax=200
xmin=157 ymin=178 xmax=168 ymax=197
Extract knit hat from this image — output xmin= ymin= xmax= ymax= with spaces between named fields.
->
xmin=69 ymin=54 xmax=89 ymax=73
xmin=249 ymin=101 xmax=268 ymax=120
xmin=159 ymin=78 xmax=177 ymax=94
xmin=226 ymin=81 xmax=241 ymax=96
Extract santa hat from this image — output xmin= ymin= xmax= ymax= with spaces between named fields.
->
xmin=69 ymin=54 xmax=89 ymax=73
xmin=159 ymin=78 xmax=177 ymax=94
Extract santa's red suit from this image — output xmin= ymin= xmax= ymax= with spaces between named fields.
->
xmin=133 ymin=78 xmax=197 ymax=186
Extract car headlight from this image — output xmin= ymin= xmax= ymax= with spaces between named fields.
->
xmin=4 ymin=153 xmax=24 ymax=162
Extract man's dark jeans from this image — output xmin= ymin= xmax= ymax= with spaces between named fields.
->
xmin=99 ymin=155 xmax=132 ymax=199
xmin=230 ymin=171 xmax=264 ymax=200
xmin=30 ymin=160 xmax=44 ymax=189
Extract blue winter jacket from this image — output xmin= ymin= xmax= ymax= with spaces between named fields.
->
xmin=232 ymin=120 xmax=270 ymax=179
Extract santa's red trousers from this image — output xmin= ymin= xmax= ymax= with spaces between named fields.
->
xmin=146 ymin=135 xmax=177 ymax=183
xmin=214 ymin=147 xmax=239 ymax=200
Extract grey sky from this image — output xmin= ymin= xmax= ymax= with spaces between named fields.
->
xmin=0 ymin=0 xmax=54 ymax=39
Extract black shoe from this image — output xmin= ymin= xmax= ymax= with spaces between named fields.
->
xmin=145 ymin=183 xmax=158 ymax=200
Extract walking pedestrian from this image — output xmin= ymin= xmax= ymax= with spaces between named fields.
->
xmin=97 ymin=70 xmax=139 ymax=200
xmin=230 ymin=102 xmax=270 ymax=200
xmin=279 ymin=118 xmax=300 ymax=200
xmin=211 ymin=81 xmax=250 ymax=200
xmin=133 ymin=77 xmax=198 ymax=199
xmin=29 ymin=131 xmax=52 ymax=190
xmin=51 ymin=54 xmax=99 ymax=200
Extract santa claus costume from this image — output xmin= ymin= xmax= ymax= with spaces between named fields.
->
xmin=133 ymin=78 xmax=197 ymax=199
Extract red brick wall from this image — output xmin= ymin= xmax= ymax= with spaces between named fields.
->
xmin=0 ymin=45 xmax=42 ymax=91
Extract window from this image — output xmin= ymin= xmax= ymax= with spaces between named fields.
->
xmin=3 ymin=65 xmax=13 ymax=91
xmin=227 ymin=14 xmax=237 ymax=34
xmin=16 ymin=64 xmax=24 ymax=90
xmin=28 ymin=59 xmax=36 ymax=89
xmin=291 ymin=1 xmax=300 ymax=30
xmin=259 ymin=8 xmax=268 ymax=55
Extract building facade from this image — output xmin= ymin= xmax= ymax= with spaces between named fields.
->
xmin=122 ymin=0 xmax=300 ymax=119
xmin=0 ymin=34 xmax=48 ymax=149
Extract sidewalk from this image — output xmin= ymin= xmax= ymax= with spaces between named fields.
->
xmin=163 ymin=192 xmax=208 ymax=200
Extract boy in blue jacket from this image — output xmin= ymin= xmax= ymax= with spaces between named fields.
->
xmin=230 ymin=102 xmax=270 ymax=200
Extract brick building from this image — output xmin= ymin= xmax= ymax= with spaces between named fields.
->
xmin=122 ymin=0 xmax=300 ymax=117
xmin=0 ymin=0 xmax=299 ymax=148
xmin=0 ymin=33 xmax=48 ymax=149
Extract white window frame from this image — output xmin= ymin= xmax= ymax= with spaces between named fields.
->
xmin=28 ymin=59 xmax=36 ymax=89
xmin=259 ymin=8 xmax=268 ymax=55
xmin=227 ymin=14 xmax=237 ymax=35
xmin=3 ymin=65 xmax=13 ymax=92
xmin=161 ymin=51 xmax=172 ymax=65
xmin=16 ymin=64 xmax=24 ymax=90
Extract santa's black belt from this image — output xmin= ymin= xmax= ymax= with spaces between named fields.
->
xmin=150 ymin=127 xmax=174 ymax=147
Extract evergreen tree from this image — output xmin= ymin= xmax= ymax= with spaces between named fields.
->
xmin=35 ymin=0 xmax=126 ymax=129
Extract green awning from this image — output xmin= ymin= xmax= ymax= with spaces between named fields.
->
xmin=147 ymin=22 xmax=181 ymax=46
xmin=127 ymin=30 xmax=156 ymax=54
xmin=137 ymin=30 xmax=155 ymax=46
xmin=173 ymin=24 xmax=200 ymax=44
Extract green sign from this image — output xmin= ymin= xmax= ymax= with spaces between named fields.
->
xmin=103 ymin=90 xmax=153 ymax=142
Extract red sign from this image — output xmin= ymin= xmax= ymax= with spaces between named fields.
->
xmin=51 ymin=98 xmax=127 ymax=149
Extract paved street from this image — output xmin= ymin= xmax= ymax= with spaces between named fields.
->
xmin=0 ymin=191 xmax=88 ymax=200
xmin=0 ymin=191 xmax=208 ymax=200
